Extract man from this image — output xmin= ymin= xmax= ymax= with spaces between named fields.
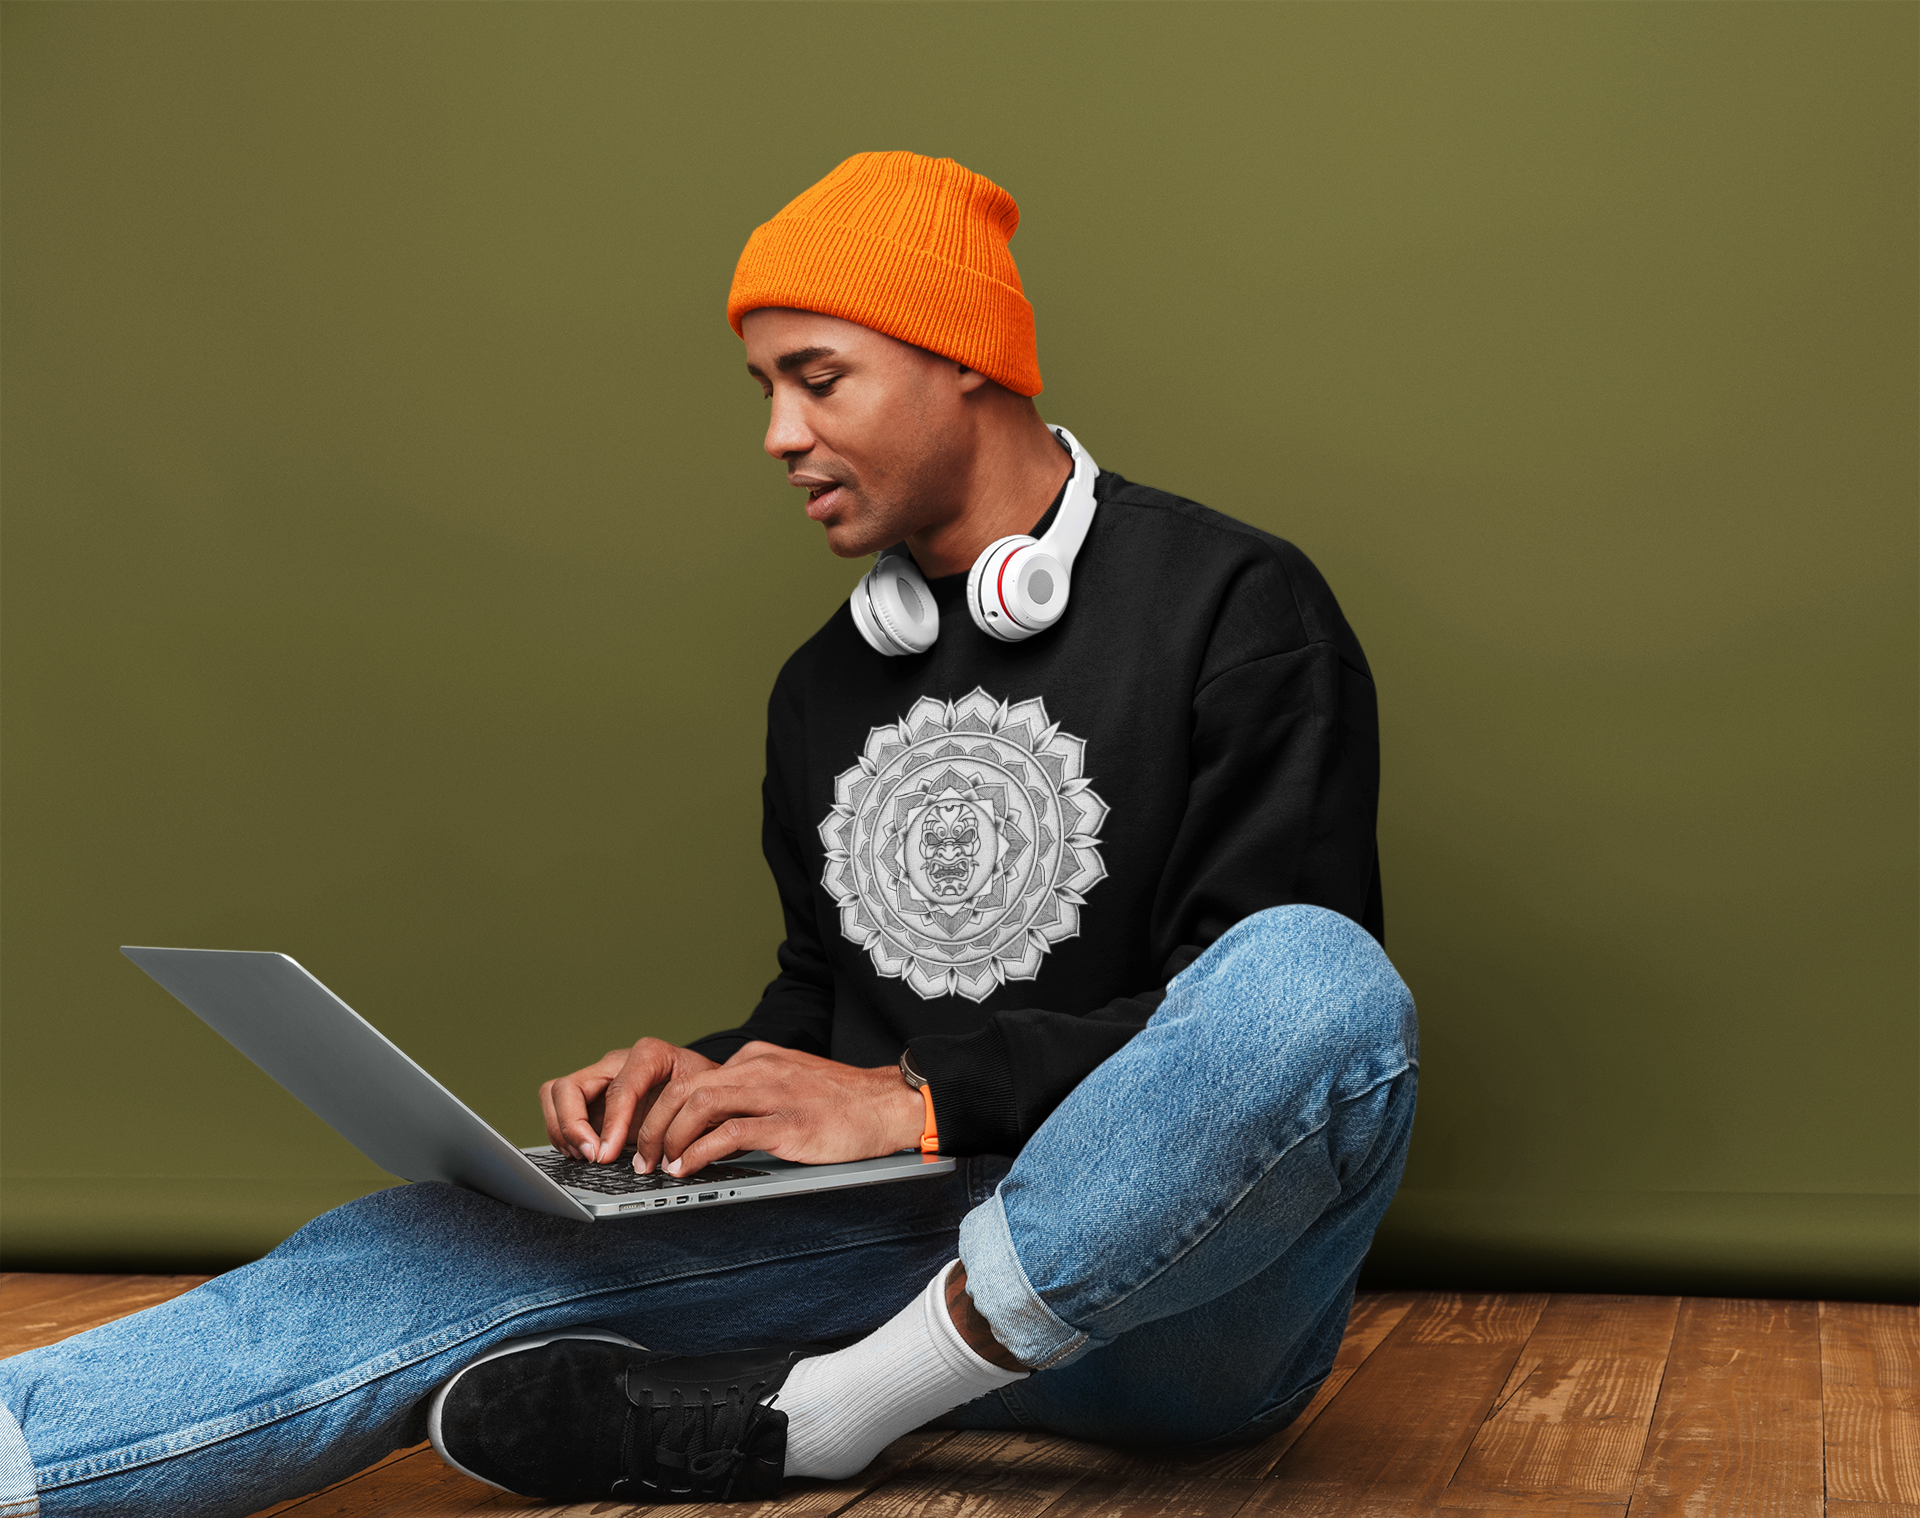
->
xmin=0 ymin=152 xmax=1415 ymax=1517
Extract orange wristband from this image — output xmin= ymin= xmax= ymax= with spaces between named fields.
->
xmin=918 ymin=1083 xmax=940 ymax=1155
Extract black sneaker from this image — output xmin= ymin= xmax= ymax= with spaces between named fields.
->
xmin=428 ymin=1328 xmax=825 ymax=1502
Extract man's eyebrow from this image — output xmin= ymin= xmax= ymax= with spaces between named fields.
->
xmin=775 ymin=346 xmax=838 ymax=373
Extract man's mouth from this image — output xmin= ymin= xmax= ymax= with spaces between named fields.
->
xmin=796 ymin=476 xmax=850 ymax=522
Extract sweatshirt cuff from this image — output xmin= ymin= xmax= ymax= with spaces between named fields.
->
xmin=687 ymin=1030 xmax=752 ymax=1063
xmin=908 ymin=1025 xmax=1021 ymax=1157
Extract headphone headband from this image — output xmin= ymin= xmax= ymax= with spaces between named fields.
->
xmin=1033 ymin=427 xmax=1098 ymax=564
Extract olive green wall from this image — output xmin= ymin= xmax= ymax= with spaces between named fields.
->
xmin=4 ymin=2 xmax=1914 ymax=1297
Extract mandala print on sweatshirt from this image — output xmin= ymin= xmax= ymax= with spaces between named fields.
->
xmin=818 ymin=688 xmax=1109 ymax=1001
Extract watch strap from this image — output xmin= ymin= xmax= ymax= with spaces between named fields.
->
xmin=900 ymin=1048 xmax=938 ymax=1153
xmin=917 ymin=1083 xmax=940 ymax=1156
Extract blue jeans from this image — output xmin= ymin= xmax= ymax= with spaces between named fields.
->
xmin=0 ymin=905 xmax=1416 ymax=1517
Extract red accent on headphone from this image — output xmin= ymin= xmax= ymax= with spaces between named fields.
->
xmin=995 ymin=550 xmax=1027 ymax=631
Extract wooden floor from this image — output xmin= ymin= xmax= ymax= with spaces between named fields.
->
xmin=1 ymin=1275 xmax=1913 ymax=1517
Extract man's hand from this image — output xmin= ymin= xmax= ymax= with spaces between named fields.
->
xmin=635 ymin=1041 xmax=924 ymax=1176
xmin=539 ymin=1039 xmax=719 ymax=1164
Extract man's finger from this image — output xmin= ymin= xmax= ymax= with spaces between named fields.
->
xmin=548 ymin=1074 xmax=611 ymax=1160
xmin=594 ymin=1042 xmax=675 ymax=1162
xmin=659 ymin=1081 xmax=766 ymax=1175
xmin=633 ymin=1066 xmax=729 ymax=1173
xmin=670 ymin=1116 xmax=780 ymax=1178
xmin=539 ymin=1080 xmax=566 ymax=1152
xmin=632 ymin=1074 xmax=692 ymax=1173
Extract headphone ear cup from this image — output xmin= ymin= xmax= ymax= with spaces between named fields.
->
xmin=1001 ymin=545 xmax=1070 ymax=633
xmin=969 ymin=535 xmax=1069 ymax=641
xmin=852 ymin=553 xmax=938 ymax=656
xmin=967 ymin=535 xmax=1035 ymax=641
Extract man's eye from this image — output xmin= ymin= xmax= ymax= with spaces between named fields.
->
xmin=805 ymin=379 xmax=837 ymax=397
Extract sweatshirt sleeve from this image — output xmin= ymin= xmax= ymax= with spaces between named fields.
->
xmin=687 ymin=682 xmax=836 ymax=1064
xmin=907 ymin=546 xmax=1383 ymax=1156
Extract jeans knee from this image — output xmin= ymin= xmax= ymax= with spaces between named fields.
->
xmin=1173 ymin=905 xmax=1416 ymax=1076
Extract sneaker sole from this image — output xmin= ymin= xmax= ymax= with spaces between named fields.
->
xmin=427 ymin=1327 xmax=647 ymax=1492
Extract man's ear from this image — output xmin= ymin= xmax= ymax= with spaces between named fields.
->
xmin=954 ymin=362 xmax=990 ymax=395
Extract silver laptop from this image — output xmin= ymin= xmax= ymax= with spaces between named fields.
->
xmin=122 ymin=946 xmax=953 ymax=1222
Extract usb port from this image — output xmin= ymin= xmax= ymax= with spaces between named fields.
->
xmin=698 ymin=1191 xmax=719 ymax=1201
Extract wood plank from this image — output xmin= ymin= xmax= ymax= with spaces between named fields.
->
xmin=1625 ymin=1297 xmax=1822 ymax=1518
xmin=1826 ymin=1505 xmax=1920 ymax=1518
xmin=0 ymin=1271 xmax=141 ymax=1314
xmin=1025 ymin=1472 xmax=1264 ymax=1518
xmin=249 ymin=1445 xmax=493 ymax=1516
xmin=1439 ymin=1294 xmax=1678 ymax=1507
xmin=1426 ymin=1505 xmax=1624 ymax=1517
xmin=0 ymin=1272 xmax=210 ymax=1357
xmin=0 ymin=1271 xmax=207 ymax=1323
xmin=826 ymin=1428 xmax=1124 ymax=1518
xmin=1822 ymin=1301 xmax=1920 ymax=1505
xmin=1243 ymin=1291 xmax=1549 ymax=1516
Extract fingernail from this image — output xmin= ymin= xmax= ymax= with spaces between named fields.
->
xmin=664 ymin=1157 xmax=681 ymax=1176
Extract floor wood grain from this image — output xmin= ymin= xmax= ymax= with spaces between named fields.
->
xmin=1251 ymin=1291 xmax=1549 ymax=1515
xmin=1440 ymin=1293 xmax=1678 ymax=1508
xmin=1821 ymin=1300 xmax=1920 ymax=1508
xmin=1625 ymin=1297 xmax=1826 ymax=1518
xmin=0 ymin=1270 xmax=208 ymax=1358
xmin=0 ymin=1277 xmax=1911 ymax=1518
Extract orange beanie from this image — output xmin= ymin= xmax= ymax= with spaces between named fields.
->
xmin=727 ymin=152 xmax=1042 ymax=397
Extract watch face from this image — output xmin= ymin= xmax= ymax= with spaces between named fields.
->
xmin=900 ymin=1049 xmax=929 ymax=1088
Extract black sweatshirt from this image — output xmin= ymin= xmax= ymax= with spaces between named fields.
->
xmin=689 ymin=469 xmax=1383 ymax=1158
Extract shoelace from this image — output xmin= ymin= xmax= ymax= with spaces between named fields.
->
xmin=616 ymin=1376 xmax=775 ymax=1499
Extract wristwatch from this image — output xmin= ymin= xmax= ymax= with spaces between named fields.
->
xmin=898 ymin=1048 xmax=940 ymax=1155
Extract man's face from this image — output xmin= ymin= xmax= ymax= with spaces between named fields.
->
xmin=742 ymin=308 xmax=977 ymax=558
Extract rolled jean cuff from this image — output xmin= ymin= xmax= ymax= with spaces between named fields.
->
xmin=957 ymin=1188 xmax=1091 ymax=1372
xmin=0 ymin=1399 xmax=37 ymax=1516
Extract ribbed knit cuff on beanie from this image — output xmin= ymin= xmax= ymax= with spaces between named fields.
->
xmin=727 ymin=152 xmax=1042 ymax=398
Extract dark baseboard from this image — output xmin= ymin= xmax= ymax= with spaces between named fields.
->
xmin=1362 ymin=1187 xmax=1919 ymax=1302
xmin=0 ymin=1176 xmax=392 ymax=1273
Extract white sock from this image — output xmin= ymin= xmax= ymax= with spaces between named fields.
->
xmin=780 ymin=1260 xmax=1028 ymax=1480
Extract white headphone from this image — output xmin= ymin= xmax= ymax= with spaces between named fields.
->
xmin=849 ymin=426 xmax=1099 ymax=658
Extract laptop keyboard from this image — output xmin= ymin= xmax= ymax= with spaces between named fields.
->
xmin=527 ymin=1153 xmax=771 ymax=1196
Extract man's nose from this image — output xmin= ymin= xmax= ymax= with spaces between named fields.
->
xmin=763 ymin=389 xmax=814 ymax=461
